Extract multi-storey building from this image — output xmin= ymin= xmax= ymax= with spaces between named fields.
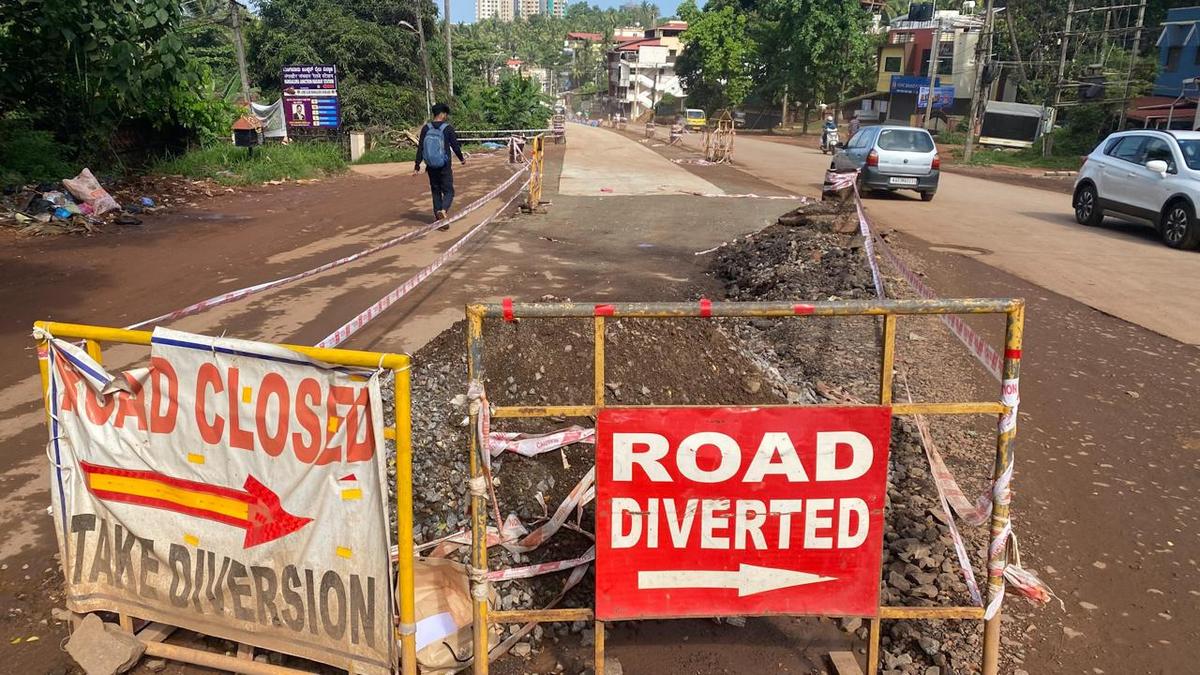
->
xmin=476 ymin=0 xmax=514 ymax=22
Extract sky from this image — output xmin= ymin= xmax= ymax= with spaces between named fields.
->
xmin=449 ymin=0 xmax=682 ymax=25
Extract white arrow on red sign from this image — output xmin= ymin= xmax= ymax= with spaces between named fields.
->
xmin=638 ymin=564 xmax=837 ymax=597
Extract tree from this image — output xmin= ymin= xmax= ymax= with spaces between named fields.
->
xmin=249 ymin=0 xmax=443 ymax=128
xmin=0 ymin=0 xmax=230 ymax=154
xmin=675 ymin=0 xmax=756 ymax=111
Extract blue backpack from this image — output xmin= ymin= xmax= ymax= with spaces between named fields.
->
xmin=423 ymin=123 xmax=448 ymax=169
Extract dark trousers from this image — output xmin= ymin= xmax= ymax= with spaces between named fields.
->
xmin=427 ymin=167 xmax=454 ymax=215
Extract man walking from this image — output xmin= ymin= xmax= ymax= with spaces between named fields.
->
xmin=414 ymin=103 xmax=465 ymax=229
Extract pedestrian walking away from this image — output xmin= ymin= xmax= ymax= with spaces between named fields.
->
xmin=849 ymin=113 xmax=861 ymax=139
xmin=414 ymin=102 xmax=466 ymax=230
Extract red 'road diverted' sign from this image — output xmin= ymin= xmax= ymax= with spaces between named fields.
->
xmin=595 ymin=406 xmax=892 ymax=620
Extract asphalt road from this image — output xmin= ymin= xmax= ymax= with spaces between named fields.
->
xmin=680 ymin=131 xmax=1200 ymax=345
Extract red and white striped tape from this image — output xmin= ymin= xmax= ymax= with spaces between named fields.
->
xmin=316 ymin=177 xmax=530 ymax=348
xmin=488 ymin=426 xmax=595 ymax=458
xmin=849 ymin=183 xmax=1050 ymax=618
xmin=127 ymin=168 xmax=530 ymax=331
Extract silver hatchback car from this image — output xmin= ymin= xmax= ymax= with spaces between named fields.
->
xmin=831 ymin=125 xmax=941 ymax=201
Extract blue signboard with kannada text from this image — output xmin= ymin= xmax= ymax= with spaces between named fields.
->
xmin=282 ymin=64 xmax=340 ymax=129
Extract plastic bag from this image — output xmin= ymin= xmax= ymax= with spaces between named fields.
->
xmin=62 ymin=168 xmax=120 ymax=216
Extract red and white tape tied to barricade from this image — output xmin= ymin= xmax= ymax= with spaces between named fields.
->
xmin=488 ymin=426 xmax=594 ymax=458
xmin=315 ymin=178 xmax=530 ymax=348
xmin=126 ymin=167 xmax=530 ymax=331
xmin=825 ymin=169 xmax=857 ymax=192
xmin=849 ymin=178 xmax=1052 ymax=618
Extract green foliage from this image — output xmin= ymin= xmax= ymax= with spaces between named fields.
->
xmin=452 ymin=3 xmax=664 ymax=91
xmin=458 ymin=75 xmax=552 ymax=131
xmin=0 ymin=120 xmax=78 ymax=189
xmin=759 ymin=0 xmax=874 ymax=115
xmin=152 ymin=141 xmax=347 ymax=185
xmin=0 ymin=0 xmax=232 ymax=153
xmin=965 ymin=146 xmax=1083 ymax=171
xmin=249 ymin=0 xmax=441 ymax=129
xmin=676 ymin=0 xmax=755 ymax=110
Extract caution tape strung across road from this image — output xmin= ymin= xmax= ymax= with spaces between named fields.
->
xmin=127 ymin=167 xmax=530 ymax=331
xmin=316 ymin=177 xmax=531 ymax=348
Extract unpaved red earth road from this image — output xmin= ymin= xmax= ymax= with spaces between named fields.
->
xmin=1 ymin=124 xmax=1197 ymax=675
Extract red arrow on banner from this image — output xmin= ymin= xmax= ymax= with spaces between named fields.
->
xmin=79 ymin=461 xmax=312 ymax=548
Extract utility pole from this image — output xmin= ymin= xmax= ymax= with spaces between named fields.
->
xmin=1116 ymin=0 xmax=1147 ymax=129
xmin=1045 ymin=0 xmax=1075 ymax=157
xmin=414 ymin=10 xmax=434 ymax=118
xmin=229 ymin=0 xmax=251 ymax=105
xmin=962 ymin=0 xmax=996 ymax=163
xmin=922 ymin=18 xmax=943 ymax=129
xmin=443 ymin=0 xmax=454 ymax=96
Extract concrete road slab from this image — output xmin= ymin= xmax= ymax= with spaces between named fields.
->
xmin=559 ymin=123 xmax=724 ymax=197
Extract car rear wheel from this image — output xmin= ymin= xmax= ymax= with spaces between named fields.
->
xmin=1073 ymin=184 xmax=1104 ymax=226
xmin=1160 ymin=200 xmax=1200 ymax=250
xmin=920 ymin=191 xmax=935 ymax=202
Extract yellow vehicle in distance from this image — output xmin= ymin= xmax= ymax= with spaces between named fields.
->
xmin=684 ymin=108 xmax=707 ymax=130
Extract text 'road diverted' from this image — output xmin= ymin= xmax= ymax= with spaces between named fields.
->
xmin=595 ymin=406 xmax=892 ymax=620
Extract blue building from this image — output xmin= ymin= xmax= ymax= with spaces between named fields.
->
xmin=1153 ymin=7 xmax=1200 ymax=97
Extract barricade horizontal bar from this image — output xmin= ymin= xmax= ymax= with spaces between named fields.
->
xmin=489 ymin=608 xmax=594 ymax=623
xmin=458 ymin=128 xmax=552 ymax=135
xmin=893 ymin=402 xmax=1007 ymax=415
xmin=142 ymin=640 xmax=311 ymax=675
xmin=492 ymin=405 xmax=598 ymax=418
xmin=470 ymin=298 xmax=1021 ymax=320
xmin=879 ymin=606 xmax=986 ymax=620
xmin=491 ymin=402 xmax=1007 ymax=418
xmin=33 ymin=321 xmax=410 ymax=370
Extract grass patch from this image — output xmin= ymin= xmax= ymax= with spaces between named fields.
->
xmin=965 ymin=146 xmax=1082 ymax=171
xmin=0 ymin=123 xmax=78 ymax=189
xmin=152 ymin=141 xmax=347 ymax=185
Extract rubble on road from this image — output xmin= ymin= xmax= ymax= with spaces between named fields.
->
xmin=711 ymin=200 xmax=999 ymax=673
xmin=64 ymin=614 xmax=145 ymax=675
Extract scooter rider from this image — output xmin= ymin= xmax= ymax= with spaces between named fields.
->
xmin=821 ymin=115 xmax=837 ymax=150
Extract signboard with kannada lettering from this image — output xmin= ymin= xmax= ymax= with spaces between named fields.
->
xmin=282 ymin=64 xmax=340 ymax=129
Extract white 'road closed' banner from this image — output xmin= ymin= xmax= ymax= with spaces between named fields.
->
xmin=43 ymin=328 xmax=394 ymax=674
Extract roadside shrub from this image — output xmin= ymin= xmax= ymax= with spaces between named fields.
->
xmin=0 ymin=120 xmax=77 ymax=189
xmin=152 ymin=140 xmax=346 ymax=185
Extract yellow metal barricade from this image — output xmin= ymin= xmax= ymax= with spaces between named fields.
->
xmin=34 ymin=321 xmax=420 ymax=675
xmin=464 ymin=298 xmax=1025 ymax=675
xmin=525 ymin=134 xmax=545 ymax=213
xmin=704 ymin=110 xmax=736 ymax=163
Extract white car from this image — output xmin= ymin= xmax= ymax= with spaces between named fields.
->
xmin=1073 ymin=129 xmax=1200 ymax=249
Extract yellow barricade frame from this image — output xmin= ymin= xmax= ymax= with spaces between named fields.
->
xmin=33 ymin=321 xmax=420 ymax=675
xmin=464 ymin=298 xmax=1024 ymax=675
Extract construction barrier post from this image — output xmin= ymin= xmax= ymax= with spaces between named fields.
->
xmin=467 ymin=308 xmax=490 ymax=675
xmin=524 ymin=135 xmax=545 ymax=213
xmin=981 ymin=303 xmax=1025 ymax=675
xmin=395 ymin=365 xmax=418 ymax=675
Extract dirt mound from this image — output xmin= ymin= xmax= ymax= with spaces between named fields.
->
xmin=710 ymin=207 xmax=991 ymax=673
